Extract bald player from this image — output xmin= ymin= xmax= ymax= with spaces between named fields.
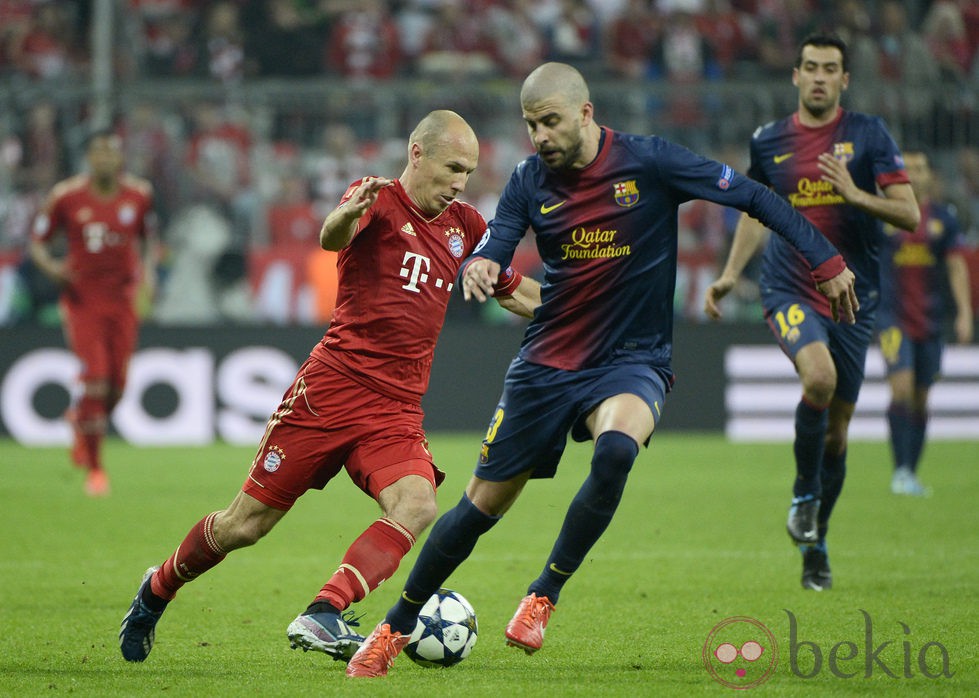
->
xmin=346 ymin=63 xmax=857 ymax=677
xmin=119 ymin=110 xmax=540 ymax=664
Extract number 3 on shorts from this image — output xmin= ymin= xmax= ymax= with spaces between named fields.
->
xmin=484 ymin=408 xmax=504 ymax=443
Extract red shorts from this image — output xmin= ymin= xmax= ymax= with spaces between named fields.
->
xmin=242 ymin=356 xmax=444 ymax=511
xmin=62 ymin=300 xmax=138 ymax=388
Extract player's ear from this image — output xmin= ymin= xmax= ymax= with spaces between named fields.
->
xmin=408 ymin=141 xmax=424 ymax=167
xmin=581 ymin=101 xmax=594 ymax=127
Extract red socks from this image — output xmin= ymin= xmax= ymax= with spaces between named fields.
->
xmin=148 ymin=515 xmax=416 ymax=609
xmin=74 ymin=395 xmax=106 ymax=471
xmin=151 ymin=512 xmax=227 ymax=601
xmin=314 ymin=518 xmax=415 ymax=610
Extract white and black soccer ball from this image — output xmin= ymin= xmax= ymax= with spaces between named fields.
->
xmin=404 ymin=588 xmax=478 ymax=668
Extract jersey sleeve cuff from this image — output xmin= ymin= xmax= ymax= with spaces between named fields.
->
xmin=810 ymin=254 xmax=846 ymax=284
xmin=494 ymin=266 xmax=522 ymax=296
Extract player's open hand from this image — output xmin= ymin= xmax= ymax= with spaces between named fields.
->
xmin=346 ymin=176 xmax=393 ymax=216
xmin=816 ymin=266 xmax=859 ymax=324
xmin=817 ymin=153 xmax=859 ymax=202
xmin=462 ymin=257 xmax=501 ymax=303
xmin=704 ymin=276 xmax=736 ymax=320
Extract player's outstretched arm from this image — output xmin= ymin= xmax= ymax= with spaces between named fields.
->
xmin=704 ymin=213 xmax=769 ymax=320
xmin=496 ymin=275 xmax=541 ymax=319
xmin=948 ymin=253 xmax=974 ymax=344
xmin=319 ymin=177 xmax=393 ymax=251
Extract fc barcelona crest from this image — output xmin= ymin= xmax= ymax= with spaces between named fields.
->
xmin=613 ymin=180 xmax=639 ymax=207
xmin=832 ymin=142 xmax=854 ymax=163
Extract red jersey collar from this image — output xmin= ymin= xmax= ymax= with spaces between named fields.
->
xmin=792 ymin=106 xmax=844 ymax=132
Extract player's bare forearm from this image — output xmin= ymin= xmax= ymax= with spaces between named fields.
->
xmin=320 ymin=177 xmax=393 ymax=251
xmin=817 ymin=154 xmax=919 ymax=230
xmin=319 ymin=207 xmax=360 ymax=251
xmin=704 ymin=213 xmax=768 ymax=320
xmin=29 ymin=239 xmax=69 ymax=286
xmin=721 ymin=213 xmax=768 ymax=280
xmin=863 ymin=183 xmax=919 ymax=231
xmin=948 ymin=254 xmax=973 ymax=343
xmin=496 ymin=276 xmax=541 ymax=318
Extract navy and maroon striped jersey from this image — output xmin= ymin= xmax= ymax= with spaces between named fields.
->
xmin=748 ymin=108 xmax=910 ymax=318
xmin=472 ymin=126 xmax=841 ymax=372
xmin=878 ymin=200 xmax=967 ymax=341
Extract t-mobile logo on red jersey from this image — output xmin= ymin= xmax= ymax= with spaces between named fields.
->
xmin=82 ymin=222 xmax=126 ymax=253
xmin=400 ymin=251 xmax=453 ymax=293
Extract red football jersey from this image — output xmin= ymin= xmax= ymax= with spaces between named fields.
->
xmin=33 ymin=173 xmax=156 ymax=308
xmin=311 ymin=179 xmax=488 ymax=404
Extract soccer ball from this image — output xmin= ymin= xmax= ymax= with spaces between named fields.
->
xmin=404 ymin=588 xmax=478 ymax=668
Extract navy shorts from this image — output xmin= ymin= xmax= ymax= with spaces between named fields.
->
xmin=473 ymin=357 xmax=669 ymax=482
xmin=761 ymin=296 xmax=875 ymax=405
xmin=878 ymin=325 xmax=943 ymax=388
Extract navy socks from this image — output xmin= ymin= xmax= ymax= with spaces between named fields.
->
xmin=528 ymin=431 xmax=638 ymax=604
xmin=793 ymin=400 xmax=828 ymax=498
xmin=385 ymin=494 xmax=499 ymax=634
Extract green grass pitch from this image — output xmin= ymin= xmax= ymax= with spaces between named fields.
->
xmin=1 ymin=434 xmax=976 ymax=696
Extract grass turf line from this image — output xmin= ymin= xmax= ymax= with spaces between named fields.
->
xmin=0 ymin=434 xmax=975 ymax=696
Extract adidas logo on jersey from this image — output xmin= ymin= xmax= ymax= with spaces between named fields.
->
xmin=401 ymin=222 xmax=416 ymax=236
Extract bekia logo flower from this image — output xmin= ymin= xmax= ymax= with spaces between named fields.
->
xmin=703 ymin=616 xmax=779 ymax=689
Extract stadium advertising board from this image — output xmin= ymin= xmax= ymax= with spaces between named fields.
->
xmin=0 ymin=325 xmax=976 ymax=445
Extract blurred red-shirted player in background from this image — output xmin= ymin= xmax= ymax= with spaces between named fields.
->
xmin=29 ymin=130 xmax=158 ymax=497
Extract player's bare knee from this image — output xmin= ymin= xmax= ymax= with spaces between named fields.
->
xmin=83 ymin=379 xmax=110 ymax=399
xmin=802 ymin=372 xmax=836 ymax=405
xmin=410 ymin=497 xmax=439 ymax=534
xmin=386 ymin=490 xmax=438 ymax=535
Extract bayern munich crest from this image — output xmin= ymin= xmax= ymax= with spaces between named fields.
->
xmin=119 ymin=203 xmax=137 ymax=225
xmin=263 ymin=446 xmax=285 ymax=472
xmin=445 ymin=227 xmax=465 ymax=258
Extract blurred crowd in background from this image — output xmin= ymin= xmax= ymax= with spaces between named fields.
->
xmin=1 ymin=0 xmax=978 ymax=327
